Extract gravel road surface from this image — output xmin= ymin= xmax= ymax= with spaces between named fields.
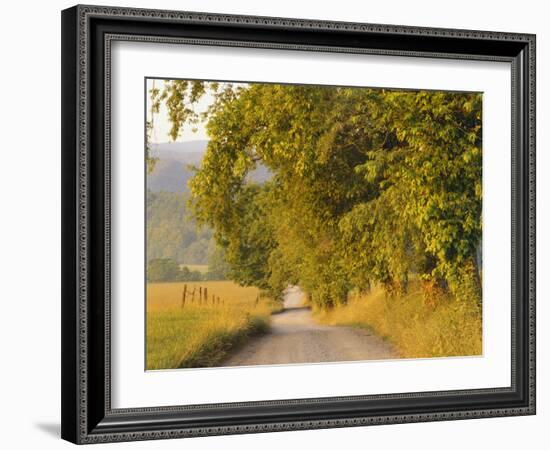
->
xmin=223 ymin=286 xmax=398 ymax=367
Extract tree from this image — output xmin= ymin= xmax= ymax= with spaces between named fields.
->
xmin=179 ymin=266 xmax=203 ymax=282
xmin=147 ymin=258 xmax=181 ymax=282
xmin=205 ymin=241 xmax=230 ymax=280
xmin=152 ymin=81 xmax=483 ymax=309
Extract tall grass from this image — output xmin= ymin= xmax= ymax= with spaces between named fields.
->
xmin=147 ymin=281 xmax=280 ymax=369
xmin=314 ymin=282 xmax=482 ymax=358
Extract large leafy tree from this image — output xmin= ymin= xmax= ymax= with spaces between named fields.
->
xmin=151 ymin=80 xmax=482 ymax=308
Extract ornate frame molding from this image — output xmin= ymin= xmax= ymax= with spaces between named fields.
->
xmin=61 ymin=5 xmax=536 ymax=444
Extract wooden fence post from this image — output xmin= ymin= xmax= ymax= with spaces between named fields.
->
xmin=204 ymin=287 xmax=208 ymax=305
xmin=199 ymin=286 xmax=202 ymax=305
xmin=181 ymin=284 xmax=187 ymax=308
xmin=191 ymin=287 xmax=196 ymax=303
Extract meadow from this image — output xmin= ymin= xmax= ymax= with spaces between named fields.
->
xmin=314 ymin=281 xmax=482 ymax=359
xmin=146 ymin=280 xmax=281 ymax=370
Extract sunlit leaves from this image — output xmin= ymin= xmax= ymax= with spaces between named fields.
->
xmin=155 ymin=81 xmax=482 ymax=308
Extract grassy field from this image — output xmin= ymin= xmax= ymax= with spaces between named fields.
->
xmin=314 ymin=282 xmax=482 ymax=358
xmin=147 ymin=281 xmax=281 ymax=370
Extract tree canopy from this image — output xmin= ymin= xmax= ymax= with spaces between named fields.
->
xmin=150 ymin=80 xmax=482 ymax=309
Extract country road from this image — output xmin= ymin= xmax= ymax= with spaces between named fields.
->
xmin=223 ymin=286 xmax=398 ymax=367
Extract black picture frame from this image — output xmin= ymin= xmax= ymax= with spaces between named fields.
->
xmin=61 ymin=4 xmax=536 ymax=444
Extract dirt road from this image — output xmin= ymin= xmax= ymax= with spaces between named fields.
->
xmin=223 ymin=286 xmax=398 ymax=367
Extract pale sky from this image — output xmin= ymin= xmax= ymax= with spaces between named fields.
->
xmin=147 ymin=79 xmax=252 ymax=144
xmin=146 ymin=79 xmax=214 ymax=144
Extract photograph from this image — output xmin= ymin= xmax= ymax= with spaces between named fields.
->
xmin=55 ymin=3 xmax=536 ymax=445
xmin=145 ymin=79 xmax=483 ymax=370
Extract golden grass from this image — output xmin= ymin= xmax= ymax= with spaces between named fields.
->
xmin=147 ymin=281 xmax=279 ymax=370
xmin=314 ymin=282 xmax=482 ymax=358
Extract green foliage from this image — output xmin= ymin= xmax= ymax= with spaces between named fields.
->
xmin=151 ymin=79 xmax=211 ymax=141
xmin=179 ymin=266 xmax=204 ymax=282
xmin=146 ymin=191 xmax=213 ymax=264
xmin=205 ymin=240 xmax=231 ymax=281
xmin=147 ymin=258 xmax=182 ymax=282
xmin=147 ymin=258 xmax=207 ymax=282
xmin=156 ymin=82 xmax=482 ymax=309
xmin=339 ymin=90 xmax=482 ymax=303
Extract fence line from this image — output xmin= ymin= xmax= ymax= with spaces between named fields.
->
xmin=179 ymin=284 xmax=261 ymax=309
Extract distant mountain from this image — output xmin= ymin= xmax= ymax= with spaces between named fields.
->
xmin=147 ymin=141 xmax=207 ymax=193
xmin=150 ymin=140 xmax=208 ymax=162
xmin=147 ymin=139 xmax=271 ymax=193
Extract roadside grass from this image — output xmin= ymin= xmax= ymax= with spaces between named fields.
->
xmin=147 ymin=281 xmax=280 ymax=369
xmin=314 ymin=282 xmax=482 ymax=358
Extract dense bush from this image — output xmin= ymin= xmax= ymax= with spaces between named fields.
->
xmin=147 ymin=258 xmax=182 ymax=282
xmin=147 ymin=258 xmax=204 ymax=282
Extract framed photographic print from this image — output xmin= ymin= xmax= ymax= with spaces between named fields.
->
xmin=61 ymin=5 xmax=536 ymax=444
